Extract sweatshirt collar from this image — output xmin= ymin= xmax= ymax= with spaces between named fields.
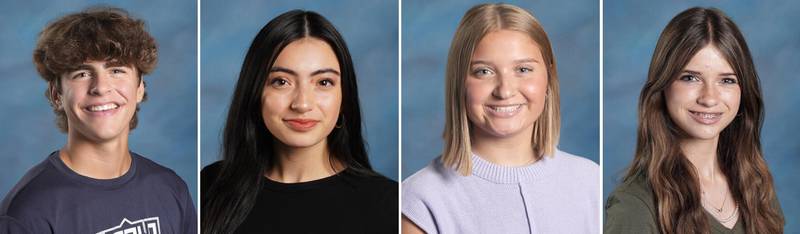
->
xmin=470 ymin=150 xmax=558 ymax=184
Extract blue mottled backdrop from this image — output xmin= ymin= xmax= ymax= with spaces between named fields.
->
xmin=0 ymin=0 xmax=198 ymax=204
xmin=200 ymin=0 xmax=399 ymax=180
xmin=604 ymin=1 xmax=800 ymax=231
xmin=401 ymin=0 xmax=599 ymax=179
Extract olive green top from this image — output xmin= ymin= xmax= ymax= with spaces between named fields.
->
xmin=604 ymin=175 xmax=745 ymax=234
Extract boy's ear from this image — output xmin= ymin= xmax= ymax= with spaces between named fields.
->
xmin=136 ymin=77 xmax=145 ymax=103
xmin=49 ymin=82 xmax=62 ymax=110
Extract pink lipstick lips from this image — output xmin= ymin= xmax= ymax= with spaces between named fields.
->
xmin=284 ymin=118 xmax=320 ymax=131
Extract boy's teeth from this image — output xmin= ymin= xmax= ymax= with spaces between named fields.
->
xmin=89 ymin=103 xmax=119 ymax=112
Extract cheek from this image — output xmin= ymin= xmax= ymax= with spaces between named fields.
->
xmin=664 ymin=83 xmax=691 ymax=110
xmin=316 ymin=90 xmax=342 ymax=119
xmin=261 ymin=91 xmax=288 ymax=119
xmin=520 ymin=74 xmax=548 ymax=100
xmin=464 ymin=79 xmax=491 ymax=107
xmin=59 ymin=84 xmax=83 ymax=106
xmin=721 ymin=88 xmax=741 ymax=112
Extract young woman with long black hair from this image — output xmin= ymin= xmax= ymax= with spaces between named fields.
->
xmin=201 ymin=10 xmax=397 ymax=233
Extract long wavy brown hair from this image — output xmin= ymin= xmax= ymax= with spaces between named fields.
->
xmin=624 ymin=7 xmax=783 ymax=233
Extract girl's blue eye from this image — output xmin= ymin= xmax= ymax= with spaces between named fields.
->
xmin=679 ymin=75 xmax=699 ymax=81
xmin=473 ymin=68 xmax=493 ymax=76
xmin=518 ymin=67 xmax=533 ymax=73
xmin=721 ymin=77 xmax=738 ymax=84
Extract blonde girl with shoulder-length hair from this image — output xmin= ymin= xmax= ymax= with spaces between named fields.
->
xmin=605 ymin=7 xmax=784 ymax=234
xmin=441 ymin=2 xmax=561 ymax=176
xmin=402 ymin=3 xmax=599 ymax=234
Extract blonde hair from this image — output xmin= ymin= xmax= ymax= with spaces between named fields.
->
xmin=442 ymin=3 xmax=561 ymax=175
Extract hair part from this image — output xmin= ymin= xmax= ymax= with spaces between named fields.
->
xmin=33 ymin=6 xmax=157 ymax=132
xmin=625 ymin=7 xmax=783 ymax=233
xmin=442 ymin=3 xmax=560 ymax=175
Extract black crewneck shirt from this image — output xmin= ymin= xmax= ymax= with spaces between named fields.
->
xmin=202 ymin=161 xmax=398 ymax=233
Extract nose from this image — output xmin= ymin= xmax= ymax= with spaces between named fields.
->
xmin=697 ymin=83 xmax=719 ymax=107
xmin=89 ymin=71 xmax=112 ymax=96
xmin=491 ymin=71 xmax=516 ymax=99
xmin=290 ymin=84 xmax=313 ymax=113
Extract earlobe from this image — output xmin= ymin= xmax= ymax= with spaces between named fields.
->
xmin=137 ymin=79 xmax=145 ymax=103
xmin=49 ymin=85 xmax=63 ymax=110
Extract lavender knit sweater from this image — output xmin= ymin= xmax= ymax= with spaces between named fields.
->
xmin=402 ymin=149 xmax=599 ymax=234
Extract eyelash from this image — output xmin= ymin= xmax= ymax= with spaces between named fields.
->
xmin=269 ymin=78 xmax=288 ymax=87
xmin=679 ymin=74 xmax=700 ymax=82
xmin=721 ymin=78 xmax=738 ymax=84
xmin=472 ymin=68 xmax=494 ymax=76
xmin=679 ymin=75 xmax=738 ymax=85
xmin=472 ymin=67 xmax=533 ymax=76
xmin=70 ymin=68 xmax=128 ymax=79
xmin=319 ymin=79 xmax=335 ymax=87
xmin=72 ymin=72 xmax=90 ymax=79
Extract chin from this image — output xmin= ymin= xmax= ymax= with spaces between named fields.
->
xmin=275 ymin=135 xmax=326 ymax=148
xmin=481 ymin=126 xmax=524 ymax=138
xmin=683 ymin=127 xmax=723 ymax=140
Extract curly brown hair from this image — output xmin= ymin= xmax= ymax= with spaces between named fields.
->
xmin=33 ymin=6 xmax=157 ymax=132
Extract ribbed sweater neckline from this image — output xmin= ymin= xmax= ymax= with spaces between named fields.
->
xmin=470 ymin=152 xmax=555 ymax=184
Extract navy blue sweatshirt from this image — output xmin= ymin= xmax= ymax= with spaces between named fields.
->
xmin=0 ymin=151 xmax=196 ymax=234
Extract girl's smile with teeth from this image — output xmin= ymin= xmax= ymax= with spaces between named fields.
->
xmin=486 ymin=104 xmax=523 ymax=113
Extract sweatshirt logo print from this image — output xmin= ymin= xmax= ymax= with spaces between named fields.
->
xmin=96 ymin=217 xmax=161 ymax=234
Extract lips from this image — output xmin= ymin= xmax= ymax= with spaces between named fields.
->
xmin=689 ymin=110 xmax=722 ymax=125
xmin=284 ymin=119 xmax=320 ymax=131
xmin=485 ymin=104 xmax=523 ymax=117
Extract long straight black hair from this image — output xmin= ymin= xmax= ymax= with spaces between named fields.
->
xmin=201 ymin=10 xmax=375 ymax=233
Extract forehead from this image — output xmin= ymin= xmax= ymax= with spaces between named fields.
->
xmin=471 ymin=29 xmax=543 ymax=61
xmin=68 ymin=59 xmax=135 ymax=70
xmin=272 ymin=37 xmax=340 ymax=71
xmin=683 ymin=45 xmax=734 ymax=74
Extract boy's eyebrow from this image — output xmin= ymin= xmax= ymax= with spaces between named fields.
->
xmin=104 ymin=60 xmax=133 ymax=68
xmin=71 ymin=64 xmax=93 ymax=72
xmin=69 ymin=60 xmax=132 ymax=72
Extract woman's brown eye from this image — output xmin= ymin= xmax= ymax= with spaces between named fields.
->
xmin=270 ymin=78 xmax=287 ymax=87
xmin=319 ymin=79 xmax=334 ymax=86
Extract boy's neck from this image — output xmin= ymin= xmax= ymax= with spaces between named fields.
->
xmin=59 ymin=131 xmax=132 ymax=179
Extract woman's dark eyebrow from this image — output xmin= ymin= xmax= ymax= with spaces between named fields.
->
xmin=311 ymin=68 xmax=340 ymax=76
xmin=269 ymin=66 xmax=297 ymax=76
xmin=269 ymin=67 xmax=339 ymax=76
